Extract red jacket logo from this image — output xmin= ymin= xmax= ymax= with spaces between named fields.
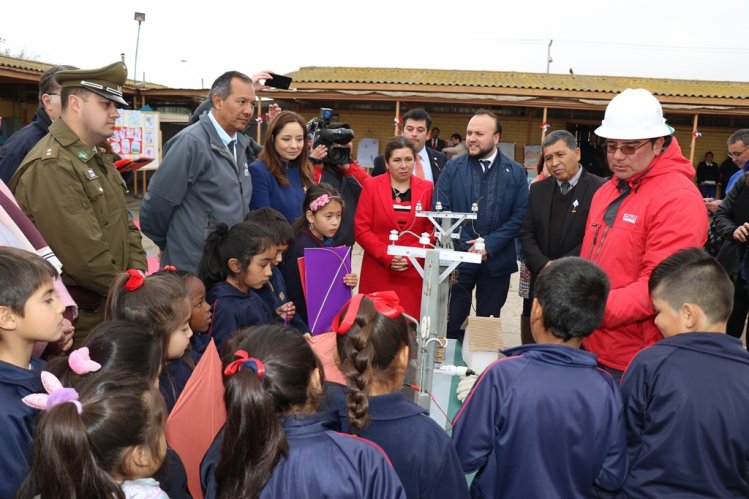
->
xmin=622 ymin=213 xmax=638 ymax=224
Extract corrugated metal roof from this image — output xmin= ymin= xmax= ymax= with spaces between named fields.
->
xmin=287 ymin=66 xmax=749 ymax=100
xmin=0 ymin=55 xmax=166 ymax=89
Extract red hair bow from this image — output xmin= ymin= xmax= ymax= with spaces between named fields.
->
xmin=332 ymin=291 xmax=404 ymax=334
xmin=160 ymin=265 xmax=177 ymax=272
xmin=224 ymin=349 xmax=266 ymax=381
xmin=123 ymin=269 xmax=145 ymax=291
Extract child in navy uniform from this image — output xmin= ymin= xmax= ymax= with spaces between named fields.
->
xmin=620 ymin=247 xmax=749 ymax=497
xmin=452 ymin=257 xmax=627 ymax=498
xmin=281 ymin=184 xmax=358 ymax=328
xmin=0 ymin=247 xmax=65 ymax=499
xmin=200 ymin=325 xmax=406 ymax=499
xmin=45 ymin=321 xmax=192 ymax=499
xmin=333 ymin=292 xmax=469 ymax=499
xmin=17 ymin=374 xmax=169 ymax=499
xmin=199 ymin=221 xmax=275 ymax=351
xmin=107 ymin=271 xmax=193 ymax=413
xmin=245 ymin=207 xmax=307 ymax=333
xmin=168 ymin=268 xmax=213 ymax=357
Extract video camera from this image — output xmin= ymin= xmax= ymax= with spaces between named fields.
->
xmin=307 ymin=108 xmax=355 ymax=166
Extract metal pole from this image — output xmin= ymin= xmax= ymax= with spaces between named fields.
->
xmin=689 ymin=113 xmax=699 ymax=169
xmin=546 ymin=39 xmax=553 ymax=73
xmin=394 ymin=100 xmax=401 ymax=135
xmin=541 ymin=107 xmax=549 ymax=142
xmin=134 ymin=20 xmax=142 ymax=86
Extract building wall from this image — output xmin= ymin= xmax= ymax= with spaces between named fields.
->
xmin=294 ymin=106 xmax=735 ymax=180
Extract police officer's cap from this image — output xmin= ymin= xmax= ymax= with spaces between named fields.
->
xmin=55 ymin=62 xmax=129 ymax=107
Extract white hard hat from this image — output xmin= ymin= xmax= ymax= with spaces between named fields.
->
xmin=595 ymin=88 xmax=674 ymax=139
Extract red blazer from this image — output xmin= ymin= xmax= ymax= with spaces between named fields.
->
xmin=354 ymin=173 xmax=433 ymax=318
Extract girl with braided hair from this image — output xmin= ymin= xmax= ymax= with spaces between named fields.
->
xmin=333 ymin=292 xmax=469 ymax=499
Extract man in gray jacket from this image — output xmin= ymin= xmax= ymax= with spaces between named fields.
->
xmin=140 ymin=71 xmax=255 ymax=273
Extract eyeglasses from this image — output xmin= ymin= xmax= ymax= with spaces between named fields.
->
xmin=605 ymin=140 xmax=652 ymax=155
xmin=728 ymin=148 xmax=748 ymax=159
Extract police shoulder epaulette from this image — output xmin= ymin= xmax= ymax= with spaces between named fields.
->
xmin=39 ymin=143 xmax=60 ymax=161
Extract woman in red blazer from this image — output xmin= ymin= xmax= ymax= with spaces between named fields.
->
xmin=355 ymin=137 xmax=434 ymax=318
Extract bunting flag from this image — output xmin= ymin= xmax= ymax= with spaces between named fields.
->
xmin=540 ymin=122 xmax=551 ymax=131
xmin=165 ymin=340 xmax=226 ymax=499
xmin=692 ymin=130 xmax=702 ymax=138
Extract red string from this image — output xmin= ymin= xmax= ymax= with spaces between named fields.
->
xmin=403 ymin=383 xmax=453 ymax=427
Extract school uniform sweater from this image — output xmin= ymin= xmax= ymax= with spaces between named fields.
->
xmin=452 ymin=344 xmax=627 ymax=498
xmin=206 ymin=282 xmax=272 ymax=352
xmin=620 ymin=333 xmax=749 ymax=498
xmin=0 ymin=357 xmax=43 ymax=499
xmin=329 ymin=385 xmax=469 ymax=499
xmin=201 ymin=410 xmax=406 ymax=499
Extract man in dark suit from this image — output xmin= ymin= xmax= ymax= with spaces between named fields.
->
xmin=429 ymin=127 xmax=446 ymax=152
xmin=436 ymin=110 xmax=528 ymax=343
xmin=519 ymin=130 xmax=606 ymax=343
xmin=372 ymin=109 xmax=447 ymax=183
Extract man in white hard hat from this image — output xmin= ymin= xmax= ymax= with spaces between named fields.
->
xmin=581 ymin=88 xmax=708 ymax=380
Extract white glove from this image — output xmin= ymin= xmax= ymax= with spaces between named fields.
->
xmin=456 ymin=374 xmax=478 ymax=403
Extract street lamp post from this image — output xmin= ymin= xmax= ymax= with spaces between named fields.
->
xmin=133 ymin=12 xmax=146 ymax=85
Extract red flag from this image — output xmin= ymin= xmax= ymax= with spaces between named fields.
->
xmin=165 ymin=340 xmax=226 ymax=499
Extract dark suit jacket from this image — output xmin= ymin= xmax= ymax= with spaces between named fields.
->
xmin=371 ymin=146 xmax=447 ymax=183
xmin=428 ymin=138 xmax=446 ymax=152
xmin=519 ymin=169 xmax=606 ymax=276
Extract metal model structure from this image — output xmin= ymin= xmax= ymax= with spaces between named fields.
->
xmin=388 ymin=202 xmax=483 ymax=410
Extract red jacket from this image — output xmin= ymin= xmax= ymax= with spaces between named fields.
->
xmin=581 ymin=137 xmax=708 ymax=371
xmin=354 ymin=174 xmax=433 ymax=318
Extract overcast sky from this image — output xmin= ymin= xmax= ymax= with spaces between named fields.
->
xmin=3 ymin=0 xmax=749 ymax=89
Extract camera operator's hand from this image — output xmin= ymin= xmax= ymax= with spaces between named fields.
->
xmin=309 ymin=144 xmax=328 ymax=162
xmin=267 ymin=103 xmax=282 ymax=123
xmin=251 ymin=70 xmax=274 ymax=91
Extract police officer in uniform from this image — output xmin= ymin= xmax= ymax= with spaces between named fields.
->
xmin=10 ymin=62 xmax=147 ymax=345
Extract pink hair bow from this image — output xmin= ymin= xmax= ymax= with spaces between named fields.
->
xmin=68 ymin=347 xmax=102 ymax=375
xmin=22 ymin=371 xmax=82 ymax=414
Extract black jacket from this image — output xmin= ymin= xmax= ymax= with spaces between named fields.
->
xmin=371 ymin=146 xmax=446 ymax=183
xmin=0 ymin=107 xmax=52 ymax=184
xmin=714 ymin=173 xmax=749 ymax=280
xmin=520 ymin=169 xmax=605 ymax=279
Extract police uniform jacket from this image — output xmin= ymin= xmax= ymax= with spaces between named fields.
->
xmin=10 ymin=119 xmax=146 ymax=296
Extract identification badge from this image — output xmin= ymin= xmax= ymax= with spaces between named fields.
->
xmin=85 ymin=168 xmax=99 ymax=180
xmin=243 ymin=163 xmax=250 ymax=176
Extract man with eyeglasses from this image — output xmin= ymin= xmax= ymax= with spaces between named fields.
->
xmin=581 ymin=88 xmax=708 ymax=380
xmin=0 ymin=65 xmax=76 ymax=184
xmin=723 ymin=129 xmax=749 ymax=196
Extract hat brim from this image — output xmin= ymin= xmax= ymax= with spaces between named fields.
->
xmin=594 ymin=123 xmax=674 ymax=140
xmin=87 ymin=87 xmax=129 ymax=108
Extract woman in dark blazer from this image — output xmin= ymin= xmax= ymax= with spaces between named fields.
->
xmin=354 ymin=137 xmax=433 ymax=318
